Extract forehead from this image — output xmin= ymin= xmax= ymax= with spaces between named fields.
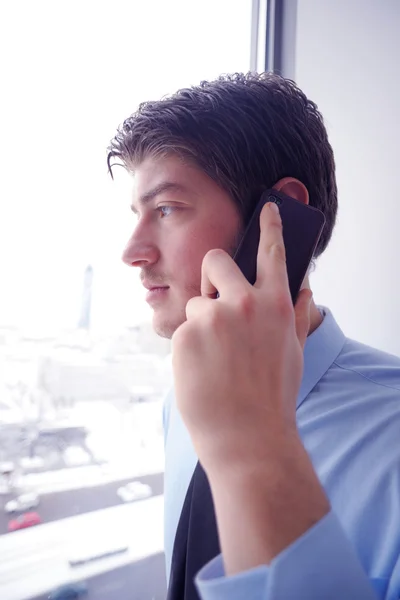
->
xmin=132 ymin=155 xmax=200 ymax=199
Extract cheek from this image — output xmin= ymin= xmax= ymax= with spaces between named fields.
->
xmin=176 ymin=243 xmax=205 ymax=285
xmin=168 ymin=217 xmax=241 ymax=288
xmin=169 ymin=230 xmax=215 ymax=287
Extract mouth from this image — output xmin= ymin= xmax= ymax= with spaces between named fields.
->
xmin=144 ymin=285 xmax=170 ymax=305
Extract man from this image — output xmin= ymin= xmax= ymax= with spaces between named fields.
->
xmin=108 ymin=73 xmax=400 ymax=599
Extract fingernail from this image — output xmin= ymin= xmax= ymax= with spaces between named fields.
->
xmin=269 ymin=201 xmax=279 ymax=214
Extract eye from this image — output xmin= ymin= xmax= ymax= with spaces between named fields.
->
xmin=157 ymin=205 xmax=176 ymax=218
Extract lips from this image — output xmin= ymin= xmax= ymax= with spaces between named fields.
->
xmin=147 ymin=286 xmax=169 ymax=292
xmin=140 ymin=277 xmax=170 ymax=306
xmin=144 ymin=285 xmax=170 ymax=305
xmin=141 ymin=281 xmax=169 ymax=292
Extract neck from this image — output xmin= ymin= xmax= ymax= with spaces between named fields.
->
xmin=302 ymin=277 xmax=323 ymax=336
xmin=309 ymin=300 xmax=323 ymax=335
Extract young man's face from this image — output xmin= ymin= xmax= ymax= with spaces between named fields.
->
xmin=122 ymin=155 xmax=243 ymax=338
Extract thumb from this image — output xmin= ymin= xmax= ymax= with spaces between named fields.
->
xmin=294 ymin=288 xmax=313 ymax=349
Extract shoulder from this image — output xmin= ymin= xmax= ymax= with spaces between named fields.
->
xmin=302 ymin=336 xmax=400 ymax=438
xmin=334 ymin=338 xmax=400 ymax=393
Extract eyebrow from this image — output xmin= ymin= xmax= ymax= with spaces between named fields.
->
xmin=130 ymin=181 xmax=188 ymax=214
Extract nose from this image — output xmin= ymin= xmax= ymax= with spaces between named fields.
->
xmin=122 ymin=227 xmax=160 ymax=268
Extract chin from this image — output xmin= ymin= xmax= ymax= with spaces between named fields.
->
xmin=152 ymin=311 xmax=185 ymax=339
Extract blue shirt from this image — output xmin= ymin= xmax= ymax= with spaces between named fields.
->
xmin=163 ymin=308 xmax=400 ymax=599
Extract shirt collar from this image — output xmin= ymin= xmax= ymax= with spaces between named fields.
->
xmin=297 ymin=307 xmax=346 ymax=410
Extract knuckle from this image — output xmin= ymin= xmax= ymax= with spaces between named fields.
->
xmin=172 ymin=321 xmax=196 ymax=349
xmin=270 ymin=289 xmax=293 ymax=321
xmin=269 ymin=241 xmax=286 ymax=263
xmin=171 ymin=325 xmax=186 ymax=352
xmin=235 ymin=291 xmax=256 ymax=319
xmin=185 ymin=296 xmax=197 ymax=317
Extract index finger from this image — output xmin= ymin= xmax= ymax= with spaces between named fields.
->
xmin=254 ymin=202 xmax=290 ymax=294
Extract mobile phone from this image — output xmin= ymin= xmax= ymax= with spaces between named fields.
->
xmin=233 ymin=189 xmax=326 ymax=303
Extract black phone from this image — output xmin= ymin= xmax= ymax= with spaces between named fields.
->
xmin=233 ymin=189 xmax=326 ymax=303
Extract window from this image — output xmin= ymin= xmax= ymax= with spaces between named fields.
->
xmin=0 ymin=1 xmax=252 ymax=599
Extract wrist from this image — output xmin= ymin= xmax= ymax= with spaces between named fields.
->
xmin=205 ymin=435 xmax=330 ymax=573
xmin=204 ymin=424 xmax=303 ymax=483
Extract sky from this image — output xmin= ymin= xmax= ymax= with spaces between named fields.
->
xmin=0 ymin=0 xmax=251 ymax=332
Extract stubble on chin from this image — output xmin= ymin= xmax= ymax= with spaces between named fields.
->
xmin=152 ymin=306 xmax=187 ymax=340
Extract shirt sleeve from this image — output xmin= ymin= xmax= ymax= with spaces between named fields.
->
xmin=195 ymin=511 xmax=380 ymax=600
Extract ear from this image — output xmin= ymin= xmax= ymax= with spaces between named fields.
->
xmin=273 ymin=177 xmax=309 ymax=205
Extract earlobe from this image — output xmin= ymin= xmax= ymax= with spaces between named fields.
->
xmin=273 ymin=177 xmax=309 ymax=205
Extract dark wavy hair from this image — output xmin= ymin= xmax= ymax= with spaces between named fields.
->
xmin=107 ymin=72 xmax=337 ymax=257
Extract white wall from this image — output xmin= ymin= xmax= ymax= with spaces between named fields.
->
xmin=292 ymin=0 xmax=400 ymax=355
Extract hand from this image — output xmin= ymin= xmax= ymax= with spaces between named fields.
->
xmin=171 ymin=202 xmax=313 ymax=474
